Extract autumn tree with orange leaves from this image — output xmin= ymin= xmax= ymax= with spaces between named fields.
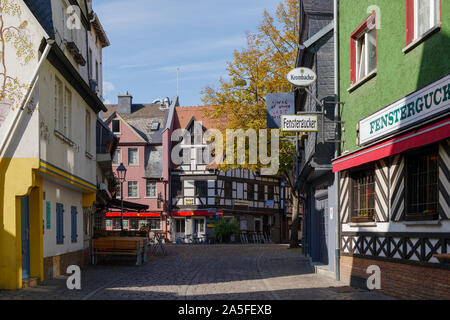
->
xmin=202 ymin=0 xmax=302 ymax=248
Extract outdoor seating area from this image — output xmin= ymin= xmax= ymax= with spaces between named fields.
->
xmin=92 ymin=237 xmax=148 ymax=265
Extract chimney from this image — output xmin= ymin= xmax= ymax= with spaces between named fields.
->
xmin=118 ymin=92 xmax=132 ymax=114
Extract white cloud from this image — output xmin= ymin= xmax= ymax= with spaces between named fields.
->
xmin=103 ymin=81 xmax=116 ymax=94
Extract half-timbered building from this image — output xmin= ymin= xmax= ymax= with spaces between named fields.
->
xmin=169 ymin=106 xmax=284 ymax=243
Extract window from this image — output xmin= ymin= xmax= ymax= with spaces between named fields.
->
xmin=56 ymin=203 xmax=64 ymax=244
xmin=95 ymin=60 xmax=99 ymax=81
xmin=171 ymin=177 xmax=182 ymax=197
xmin=105 ymin=219 xmax=112 ymax=228
xmin=112 ymin=119 xmax=120 ymax=133
xmin=151 ymin=122 xmax=160 ymax=131
xmin=139 ymin=220 xmax=148 ymax=229
xmin=55 ymin=77 xmax=64 ymax=132
xmin=130 ymin=219 xmax=139 ymax=230
xmin=123 ymin=220 xmax=129 ymax=228
xmin=127 ymin=181 xmax=138 ymax=198
xmin=224 ymin=181 xmax=232 ymax=199
xmin=64 ymin=88 xmax=72 ymax=137
xmin=146 ymin=180 xmax=157 ymax=198
xmin=113 ymin=149 xmax=121 ymax=166
xmin=176 ymin=219 xmax=185 ymax=233
xmin=268 ymin=185 xmax=274 ymax=201
xmin=112 ymin=219 xmax=121 ymax=230
xmin=149 ymin=219 xmax=161 ymax=230
xmin=350 ymin=13 xmax=377 ymax=84
xmin=407 ymin=0 xmax=441 ymax=44
xmin=406 ymin=146 xmax=439 ymax=220
xmin=247 ymin=184 xmax=254 ymax=200
xmin=128 ymin=148 xmax=138 ymax=165
xmin=85 ymin=110 xmax=91 ymax=153
xmin=350 ymin=167 xmax=375 ymax=221
xmin=195 ymin=180 xmax=208 ymax=197
xmin=71 ymin=206 xmax=78 ymax=243
xmin=258 ymin=185 xmax=265 ymax=201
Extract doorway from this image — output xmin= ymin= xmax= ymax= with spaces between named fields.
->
xmin=21 ymin=196 xmax=30 ymax=280
xmin=175 ymin=218 xmax=186 ymax=242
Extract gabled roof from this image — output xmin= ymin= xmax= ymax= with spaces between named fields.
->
xmin=104 ymin=104 xmax=170 ymax=144
xmin=173 ymin=106 xmax=227 ymax=131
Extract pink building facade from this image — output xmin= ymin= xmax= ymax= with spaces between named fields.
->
xmin=103 ymin=94 xmax=179 ymax=240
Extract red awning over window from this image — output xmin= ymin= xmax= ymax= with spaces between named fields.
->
xmin=106 ymin=212 xmax=161 ymax=218
xmin=171 ymin=210 xmax=223 ymax=217
xmin=332 ymin=118 xmax=450 ymax=172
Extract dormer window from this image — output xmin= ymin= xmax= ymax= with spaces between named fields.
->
xmin=151 ymin=122 xmax=160 ymax=131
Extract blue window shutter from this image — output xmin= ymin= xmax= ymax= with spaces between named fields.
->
xmin=71 ymin=206 xmax=78 ymax=242
xmin=56 ymin=203 xmax=64 ymax=244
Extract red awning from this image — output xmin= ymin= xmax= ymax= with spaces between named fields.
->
xmin=171 ymin=210 xmax=223 ymax=217
xmin=106 ymin=212 xmax=161 ymax=218
xmin=332 ymin=118 xmax=450 ymax=172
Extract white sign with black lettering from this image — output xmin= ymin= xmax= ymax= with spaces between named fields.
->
xmin=281 ymin=115 xmax=319 ymax=132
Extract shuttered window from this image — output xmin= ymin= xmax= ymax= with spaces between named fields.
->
xmin=71 ymin=206 xmax=78 ymax=243
xmin=56 ymin=203 xmax=64 ymax=244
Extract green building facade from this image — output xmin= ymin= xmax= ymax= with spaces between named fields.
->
xmin=333 ymin=0 xmax=450 ymax=299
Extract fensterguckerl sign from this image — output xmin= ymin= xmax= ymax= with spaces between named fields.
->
xmin=359 ymin=74 xmax=450 ymax=145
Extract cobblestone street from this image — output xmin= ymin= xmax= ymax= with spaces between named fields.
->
xmin=0 ymin=244 xmax=391 ymax=300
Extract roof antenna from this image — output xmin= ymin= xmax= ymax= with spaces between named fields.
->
xmin=177 ymin=67 xmax=180 ymax=97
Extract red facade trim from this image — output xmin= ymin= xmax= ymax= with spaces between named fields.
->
xmin=350 ymin=12 xmax=377 ymax=85
xmin=106 ymin=212 xmax=161 ymax=218
xmin=332 ymin=118 xmax=450 ymax=172
xmin=171 ymin=210 xmax=222 ymax=217
xmin=405 ymin=0 xmax=415 ymax=45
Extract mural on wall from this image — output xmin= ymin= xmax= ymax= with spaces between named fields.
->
xmin=0 ymin=0 xmax=35 ymax=127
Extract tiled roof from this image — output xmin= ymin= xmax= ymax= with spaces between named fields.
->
xmin=173 ymin=106 xmax=227 ymax=131
xmin=104 ymin=104 xmax=169 ymax=144
xmin=23 ymin=0 xmax=55 ymax=38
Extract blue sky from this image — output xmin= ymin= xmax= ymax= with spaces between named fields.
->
xmin=93 ymin=0 xmax=281 ymax=106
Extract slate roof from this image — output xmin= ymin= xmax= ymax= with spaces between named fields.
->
xmin=23 ymin=0 xmax=55 ymax=38
xmin=302 ymin=0 xmax=334 ymax=14
xmin=103 ymin=104 xmax=169 ymax=144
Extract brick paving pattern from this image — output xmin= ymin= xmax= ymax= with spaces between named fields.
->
xmin=0 ymin=244 xmax=392 ymax=300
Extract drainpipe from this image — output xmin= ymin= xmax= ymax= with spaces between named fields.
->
xmin=0 ymin=39 xmax=54 ymax=157
xmin=333 ymin=0 xmax=341 ymax=282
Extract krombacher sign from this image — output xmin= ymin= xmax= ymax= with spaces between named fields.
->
xmin=359 ymin=74 xmax=450 ymax=145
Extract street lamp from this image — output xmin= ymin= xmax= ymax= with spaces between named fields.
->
xmin=116 ymin=163 xmax=127 ymax=231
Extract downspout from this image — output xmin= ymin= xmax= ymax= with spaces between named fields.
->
xmin=0 ymin=39 xmax=54 ymax=157
xmin=333 ymin=0 xmax=341 ymax=281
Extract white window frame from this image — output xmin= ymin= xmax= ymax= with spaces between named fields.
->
xmin=355 ymin=29 xmax=376 ymax=82
xmin=414 ymin=0 xmax=440 ymax=40
xmin=127 ymin=181 xmax=139 ymax=199
xmin=113 ymin=149 xmax=121 ymax=166
xmin=112 ymin=119 xmax=121 ymax=134
xmin=146 ymin=180 xmax=157 ymax=198
xmin=128 ymin=148 xmax=139 ymax=166
xmin=85 ymin=109 xmax=91 ymax=154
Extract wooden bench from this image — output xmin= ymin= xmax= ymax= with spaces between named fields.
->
xmin=433 ymin=253 xmax=450 ymax=263
xmin=93 ymin=237 xmax=148 ymax=265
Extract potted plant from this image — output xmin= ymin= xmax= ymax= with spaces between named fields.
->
xmin=213 ymin=219 xmax=240 ymax=243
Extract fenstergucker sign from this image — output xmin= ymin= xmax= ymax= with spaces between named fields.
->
xmin=359 ymin=74 xmax=450 ymax=145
